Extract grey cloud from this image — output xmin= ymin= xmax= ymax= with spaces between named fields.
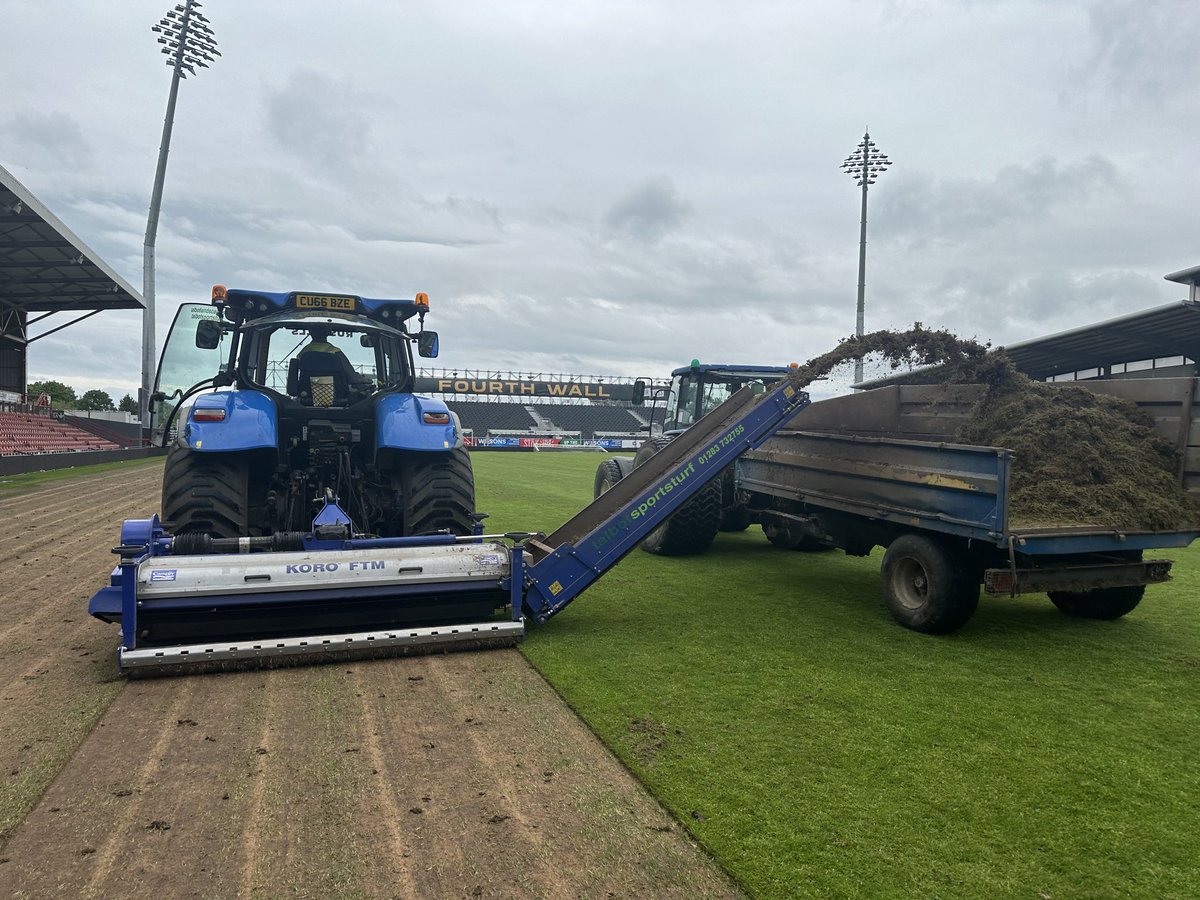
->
xmin=880 ymin=156 xmax=1124 ymax=247
xmin=859 ymin=261 xmax=1166 ymax=352
xmin=264 ymin=69 xmax=377 ymax=173
xmin=604 ymin=176 xmax=692 ymax=243
xmin=7 ymin=2 xmax=1199 ymax=391
xmin=1075 ymin=0 xmax=1200 ymax=106
xmin=4 ymin=110 xmax=92 ymax=168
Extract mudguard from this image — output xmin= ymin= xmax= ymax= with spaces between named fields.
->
xmin=182 ymin=391 xmax=278 ymax=452
xmin=376 ymin=393 xmax=462 ymax=451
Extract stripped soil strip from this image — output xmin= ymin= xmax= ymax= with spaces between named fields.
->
xmin=2 ymin=653 xmax=743 ymax=899
xmin=0 ymin=462 xmax=161 ymax=841
xmin=1 ymin=461 xmax=742 ymax=898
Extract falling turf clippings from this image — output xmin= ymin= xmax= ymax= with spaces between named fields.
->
xmin=786 ymin=324 xmax=991 ymax=391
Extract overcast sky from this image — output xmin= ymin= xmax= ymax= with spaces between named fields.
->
xmin=4 ymin=0 xmax=1198 ymax=401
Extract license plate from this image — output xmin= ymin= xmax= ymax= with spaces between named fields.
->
xmin=294 ymin=293 xmax=358 ymax=312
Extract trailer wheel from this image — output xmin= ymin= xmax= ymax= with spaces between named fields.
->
xmin=1048 ymin=586 xmax=1145 ymax=620
xmin=161 ymin=441 xmax=249 ymax=538
xmin=718 ymin=469 xmax=751 ymax=532
xmin=402 ymin=447 xmax=476 ymax=536
xmin=594 ymin=458 xmax=625 ymax=498
xmin=763 ymin=523 xmax=833 ymax=552
xmin=881 ymin=535 xmax=979 ymax=634
xmin=720 ymin=505 xmax=752 ymax=532
xmin=636 ymin=437 xmax=723 ymax=556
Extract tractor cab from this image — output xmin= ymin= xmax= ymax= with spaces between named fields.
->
xmin=654 ymin=362 xmax=795 ymax=435
xmin=152 ymin=286 xmax=440 ymax=442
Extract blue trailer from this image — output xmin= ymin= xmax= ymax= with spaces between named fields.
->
xmin=737 ymin=380 xmax=1200 ymax=632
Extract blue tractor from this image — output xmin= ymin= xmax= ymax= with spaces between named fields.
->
xmin=594 ymin=362 xmax=799 ymax=554
xmin=153 ymin=286 xmax=473 ymax=541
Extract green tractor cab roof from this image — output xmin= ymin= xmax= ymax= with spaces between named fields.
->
xmin=214 ymin=286 xmax=428 ymax=324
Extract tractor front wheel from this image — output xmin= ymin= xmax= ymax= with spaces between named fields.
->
xmin=594 ymin=458 xmax=625 ymax=498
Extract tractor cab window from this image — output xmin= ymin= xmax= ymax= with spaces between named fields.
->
xmin=662 ymin=374 xmax=699 ymax=432
xmin=700 ymin=379 xmax=736 ymax=415
xmin=701 ymin=373 xmax=781 ymax=417
xmin=241 ymin=317 xmax=411 ymax=406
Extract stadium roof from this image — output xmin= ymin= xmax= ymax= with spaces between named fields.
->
xmin=859 ymin=274 xmax=1200 ymax=388
xmin=994 ymin=299 xmax=1200 ymax=379
xmin=1 ymin=162 xmax=144 ymax=342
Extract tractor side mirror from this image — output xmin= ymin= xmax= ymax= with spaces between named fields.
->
xmin=360 ymin=334 xmax=374 ymax=348
xmin=195 ymin=319 xmax=222 ymax=349
xmin=631 ymin=379 xmax=646 ymax=406
xmin=417 ymin=331 xmax=439 ymax=358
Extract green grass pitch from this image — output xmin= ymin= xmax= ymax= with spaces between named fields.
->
xmin=475 ymin=451 xmax=1200 ymax=900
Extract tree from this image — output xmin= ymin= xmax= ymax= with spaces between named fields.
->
xmin=118 ymin=393 xmax=139 ymax=415
xmin=27 ymin=379 xmax=76 ymax=408
xmin=77 ymin=389 xmax=116 ymax=411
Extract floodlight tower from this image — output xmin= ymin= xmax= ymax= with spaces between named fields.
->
xmin=840 ymin=129 xmax=891 ymax=385
xmin=141 ymin=0 xmax=219 ymax=431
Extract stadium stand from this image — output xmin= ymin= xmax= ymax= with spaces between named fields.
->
xmin=446 ymin=401 xmax=539 ymax=435
xmin=64 ymin=415 xmax=145 ymax=449
xmin=527 ymin=404 xmax=646 ymax=437
xmin=0 ymin=411 xmax=119 ymax=455
xmin=444 ymin=400 xmax=648 ymax=440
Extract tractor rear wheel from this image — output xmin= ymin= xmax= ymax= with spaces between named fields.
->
xmin=635 ymin=437 xmax=723 ymax=556
xmin=161 ymin=441 xmax=249 ymax=538
xmin=1048 ymin=586 xmax=1144 ymax=620
xmin=402 ymin=447 xmax=476 ymax=536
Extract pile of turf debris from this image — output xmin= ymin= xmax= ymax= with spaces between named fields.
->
xmin=789 ymin=325 xmax=1200 ymax=531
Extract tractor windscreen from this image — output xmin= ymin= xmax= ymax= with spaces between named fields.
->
xmin=239 ymin=313 xmax=411 ymax=399
xmin=153 ymin=303 xmax=228 ymax=442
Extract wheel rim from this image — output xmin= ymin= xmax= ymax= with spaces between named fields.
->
xmin=892 ymin=556 xmax=930 ymax=611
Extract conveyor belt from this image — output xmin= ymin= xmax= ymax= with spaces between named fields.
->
xmin=530 ymin=386 xmax=763 ymax=562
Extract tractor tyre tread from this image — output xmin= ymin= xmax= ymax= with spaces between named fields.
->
xmin=403 ymin=447 xmax=476 ymax=536
xmin=161 ymin=441 xmax=249 ymax=538
xmin=637 ymin=437 xmax=723 ymax=556
xmin=594 ymin=458 xmax=625 ymax=498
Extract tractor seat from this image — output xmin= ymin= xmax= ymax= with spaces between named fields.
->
xmin=288 ymin=354 xmax=350 ymax=407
